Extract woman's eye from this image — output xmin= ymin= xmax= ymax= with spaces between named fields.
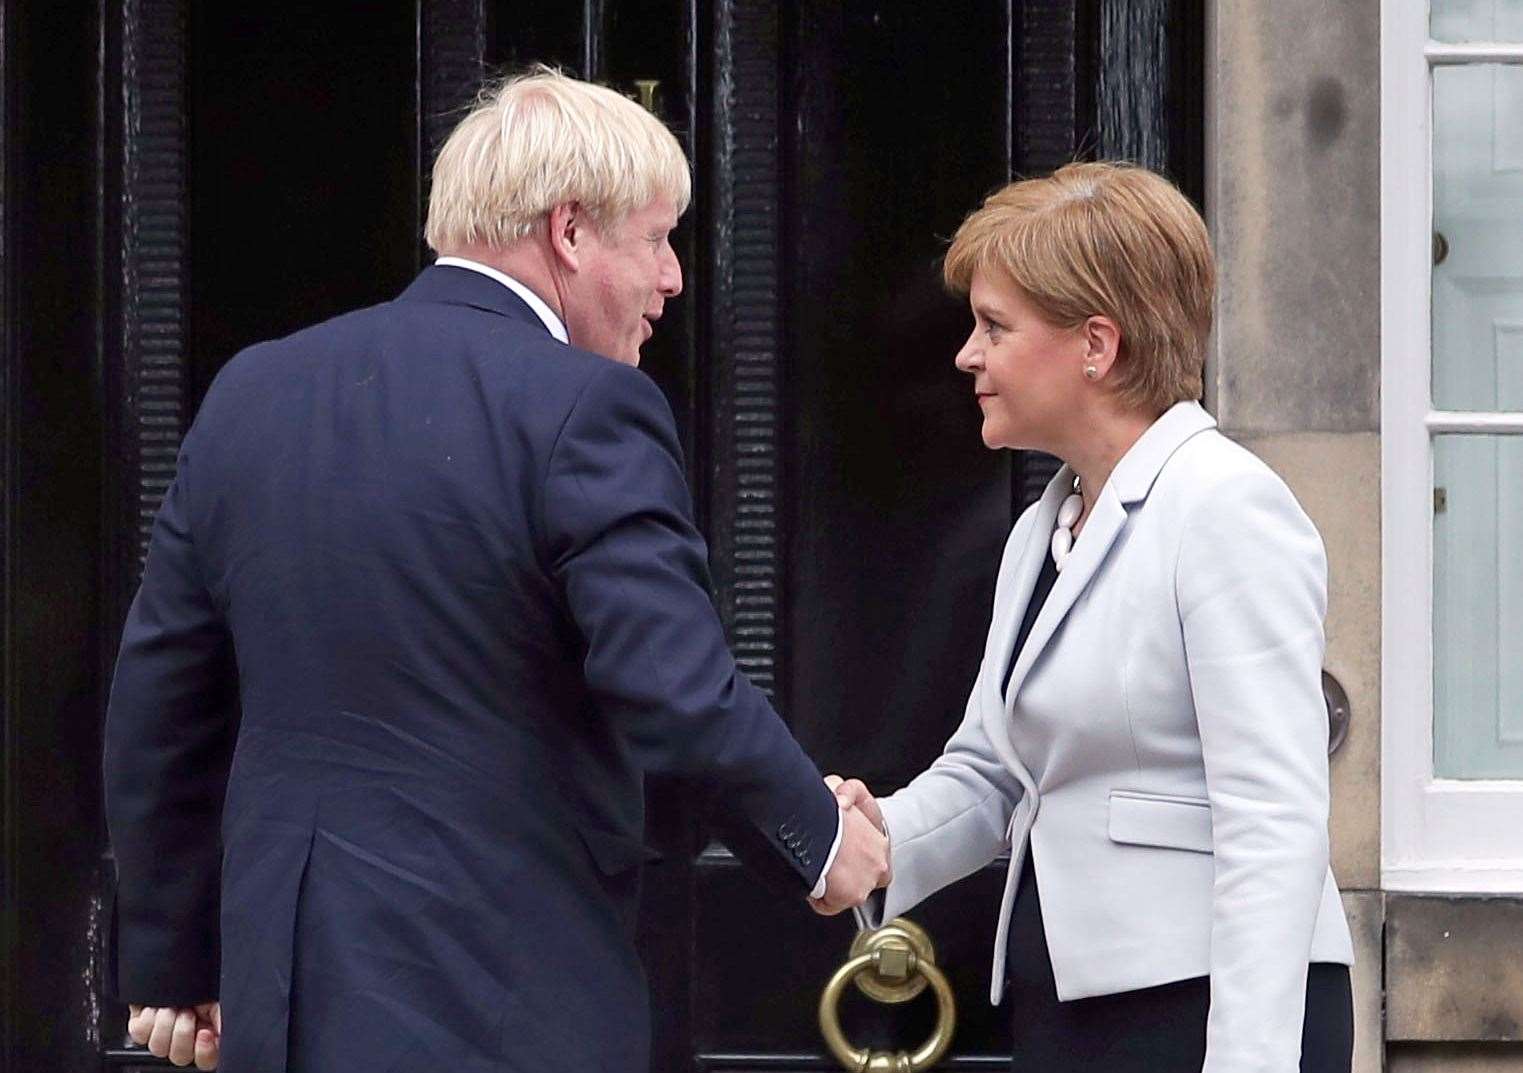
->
xmin=985 ymin=323 xmax=1004 ymax=340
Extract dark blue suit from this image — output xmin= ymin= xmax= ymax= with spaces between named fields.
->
xmin=103 ymin=265 xmax=839 ymax=1072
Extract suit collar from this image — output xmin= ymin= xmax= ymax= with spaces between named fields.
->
xmin=1108 ymin=400 xmax=1216 ymax=504
xmin=397 ymin=264 xmax=557 ymax=337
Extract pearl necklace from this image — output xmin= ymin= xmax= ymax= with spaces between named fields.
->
xmin=1050 ymin=476 xmax=1083 ymax=572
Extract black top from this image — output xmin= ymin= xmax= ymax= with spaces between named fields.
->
xmin=1002 ymin=546 xmax=1061 ymax=700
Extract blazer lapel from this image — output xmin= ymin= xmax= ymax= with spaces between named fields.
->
xmin=982 ymin=470 xmax=1069 ymax=707
xmin=1000 ymin=485 xmax=1127 ymax=709
xmin=978 ymin=469 xmax=1071 ymax=795
xmin=998 ymin=401 xmax=1219 ymax=714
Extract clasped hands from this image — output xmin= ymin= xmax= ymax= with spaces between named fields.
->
xmin=808 ymin=775 xmax=890 ymax=916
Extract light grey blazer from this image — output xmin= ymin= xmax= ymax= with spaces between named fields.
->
xmin=860 ymin=402 xmax=1354 ymax=1073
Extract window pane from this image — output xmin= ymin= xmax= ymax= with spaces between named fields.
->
xmin=1433 ymin=434 xmax=1523 ymax=778
xmin=1432 ymin=0 xmax=1523 ymax=42
xmin=1432 ymin=64 xmax=1523 ymax=412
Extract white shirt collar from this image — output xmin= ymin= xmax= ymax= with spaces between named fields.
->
xmin=433 ymin=257 xmax=569 ymax=344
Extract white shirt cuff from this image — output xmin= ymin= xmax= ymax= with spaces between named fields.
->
xmin=808 ymin=807 xmax=847 ymax=900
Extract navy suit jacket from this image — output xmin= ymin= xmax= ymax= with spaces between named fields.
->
xmin=103 ymin=265 xmax=840 ymax=1072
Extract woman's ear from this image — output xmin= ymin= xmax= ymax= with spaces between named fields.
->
xmin=547 ymin=201 xmax=583 ymax=273
xmin=1080 ymin=315 xmax=1122 ymax=382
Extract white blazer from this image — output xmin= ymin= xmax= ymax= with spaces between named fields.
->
xmin=861 ymin=402 xmax=1354 ymax=1073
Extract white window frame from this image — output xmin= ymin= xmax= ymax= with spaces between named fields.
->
xmin=1381 ymin=0 xmax=1523 ymax=892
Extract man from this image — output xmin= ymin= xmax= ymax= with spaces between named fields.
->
xmin=104 ymin=68 xmax=889 ymax=1072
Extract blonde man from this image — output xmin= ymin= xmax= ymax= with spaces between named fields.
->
xmin=831 ymin=163 xmax=1355 ymax=1073
xmin=105 ymin=68 xmax=888 ymax=1073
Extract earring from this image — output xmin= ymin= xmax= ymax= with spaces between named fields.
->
xmin=1084 ymin=365 xmax=1099 ymax=380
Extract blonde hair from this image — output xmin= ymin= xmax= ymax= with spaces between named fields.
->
xmin=424 ymin=66 xmax=692 ymax=253
xmin=943 ymin=161 xmax=1214 ymax=412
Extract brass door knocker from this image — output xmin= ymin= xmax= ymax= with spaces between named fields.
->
xmin=818 ymin=918 xmax=956 ymax=1072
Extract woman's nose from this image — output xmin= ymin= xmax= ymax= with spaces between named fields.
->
xmin=954 ymin=335 xmax=981 ymax=373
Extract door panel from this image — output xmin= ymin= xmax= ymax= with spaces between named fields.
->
xmin=186 ymin=2 xmax=420 ymax=407
xmin=785 ymin=0 xmax=1013 ymax=792
xmin=0 ymin=0 xmax=1197 ymax=1066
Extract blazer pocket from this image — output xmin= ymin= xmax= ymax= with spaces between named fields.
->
xmin=1107 ymin=790 xmax=1214 ymax=854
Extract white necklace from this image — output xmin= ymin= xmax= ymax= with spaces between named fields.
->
xmin=1050 ymin=476 xmax=1083 ymax=572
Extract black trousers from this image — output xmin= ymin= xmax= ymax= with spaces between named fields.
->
xmin=1006 ymin=859 xmax=1354 ymax=1072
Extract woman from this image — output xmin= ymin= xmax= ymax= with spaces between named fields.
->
xmin=827 ymin=162 xmax=1354 ymax=1072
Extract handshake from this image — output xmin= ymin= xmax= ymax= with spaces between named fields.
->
xmin=808 ymin=775 xmax=891 ymax=916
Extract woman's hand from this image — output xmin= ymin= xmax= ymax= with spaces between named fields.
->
xmin=128 ymin=1001 xmax=220 ymax=1069
xmin=825 ymin=774 xmax=886 ymax=835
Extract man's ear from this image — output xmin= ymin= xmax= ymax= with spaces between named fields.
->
xmin=547 ymin=202 xmax=582 ymax=273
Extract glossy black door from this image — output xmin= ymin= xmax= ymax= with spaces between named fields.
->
xmin=0 ymin=1 xmax=1200 ymax=1068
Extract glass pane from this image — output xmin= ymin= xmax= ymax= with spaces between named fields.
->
xmin=1433 ymin=434 xmax=1523 ymax=778
xmin=1432 ymin=64 xmax=1523 ymax=411
xmin=1432 ymin=0 xmax=1523 ymax=42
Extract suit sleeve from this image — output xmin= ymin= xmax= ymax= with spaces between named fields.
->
xmin=103 ymin=436 xmax=237 ymax=1005
xmin=542 ymin=363 xmax=838 ymax=890
xmin=862 ymin=525 xmax=1030 ymax=928
xmin=1176 ymin=468 xmax=1331 ymax=1073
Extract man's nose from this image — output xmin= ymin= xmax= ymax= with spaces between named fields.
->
xmin=660 ymin=247 xmax=683 ymax=298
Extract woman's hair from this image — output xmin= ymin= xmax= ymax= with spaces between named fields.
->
xmin=424 ymin=66 xmax=691 ymax=254
xmin=943 ymin=161 xmax=1214 ymax=412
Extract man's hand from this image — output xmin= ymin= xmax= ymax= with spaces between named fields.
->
xmin=810 ymin=794 xmax=891 ymax=916
xmin=825 ymin=775 xmax=885 ymax=835
xmin=128 ymin=1002 xmax=220 ymax=1070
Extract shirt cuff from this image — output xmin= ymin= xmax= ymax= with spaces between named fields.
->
xmin=808 ymin=807 xmax=847 ymax=900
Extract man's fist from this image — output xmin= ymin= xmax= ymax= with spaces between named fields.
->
xmin=128 ymin=1001 xmax=220 ymax=1070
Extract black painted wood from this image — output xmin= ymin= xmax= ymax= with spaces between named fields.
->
xmin=708 ymin=0 xmax=784 ymax=700
xmin=99 ymin=0 xmax=192 ymax=1061
xmin=2 ymin=0 xmax=109 ymax=1068
xmin=1 ymin=5 xmax=11 ymax=1053
xmin=418 ymin=0 xmax=488 ymax=268
xmin=1013 ymin=0 xmax=1098 ymax=176
xmin=185 ymin=2 xmax=418 ymax=401
xmin=1098 ymin=0 xmax=1169 ymax=171
xmin=785 ymin=0 xmax=1014 ymax=785
xmin=1093 ymin=0 xmax=1205 ymax=207
xmin=119 ymin=0 xmax=189 ymax=587
xmin=486 ymin=0 xmax=584 ymax=75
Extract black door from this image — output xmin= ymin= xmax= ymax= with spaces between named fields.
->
xmin=0 ymin=2 xmax=1200 ymax=1069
